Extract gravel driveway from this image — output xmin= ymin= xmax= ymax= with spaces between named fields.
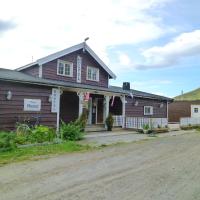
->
xmin=1 ymin=131 xmax=200 ymax=200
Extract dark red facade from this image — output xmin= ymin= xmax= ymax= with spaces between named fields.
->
xmin=0 ymin=81 xmax=56 ymax=130
xmin=125 ymin=97 xmax=167 ymax=118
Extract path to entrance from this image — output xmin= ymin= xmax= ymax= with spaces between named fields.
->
xmin=1 ymin=131 xmax=200 ymax=200
xmin=81 ymin=130 xmax=192 ymax=146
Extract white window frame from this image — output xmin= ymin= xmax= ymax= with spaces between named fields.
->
xmin=86 ymin=66 xmax=99 ymax=82
xmin=57 ymin=59 xmax=73 ymax=77
xmin=144 ymin=106 xmax=153 ymax=115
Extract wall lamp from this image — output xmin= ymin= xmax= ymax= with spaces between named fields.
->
xmin=48 ymin=94 xmax=52 ymax=103
xmin=6 ymin=91 xmax=12 ymax=100
xmin=160 ymin=103 xmax=164 ymax=108
xmin=134 ymin=101 xmax=139 ymax=106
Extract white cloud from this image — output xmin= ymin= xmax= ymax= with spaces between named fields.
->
xmin=136 ymin=30 xmax=200 ymax=69
xmin=0 ymin=0 xmax=173 ymax=69
xmin=118 ymin=53 xmax=131 ymax=66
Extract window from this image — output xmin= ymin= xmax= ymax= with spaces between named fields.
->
xmin=87 ymin=66 xmax=99 ymax=82
xmin=57 ymin=60 xmax=73 ymax=77
xmin=144 ymin=106 xmax=153 ymax=115
xmin=194 ymin=108 xmax=198 ymax=113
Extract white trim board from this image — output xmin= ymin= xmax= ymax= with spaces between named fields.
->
xmin=16 ymin=42 xmax=116 ymax=79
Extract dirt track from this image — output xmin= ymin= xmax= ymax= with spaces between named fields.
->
xmin=1 ymin=132 xmax=200 ymax=200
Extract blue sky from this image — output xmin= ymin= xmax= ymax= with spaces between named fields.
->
xmin=0 ymin=0 xmax=200 ymax=97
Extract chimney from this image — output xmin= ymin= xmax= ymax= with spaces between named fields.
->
xmin=122 ymin=82 xmax=130 ymax=90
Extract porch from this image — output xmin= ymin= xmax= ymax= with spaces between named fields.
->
xmin=59 ymin=89 xmax=126 ymax=127
xmin=58 ymin=89 xmax=168 ymax=131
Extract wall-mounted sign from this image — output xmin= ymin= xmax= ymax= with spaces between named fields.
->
xmin=24 ymin=99 xmax=41 ymax=111
xmin=51 ymin=88 xmax=60 ymax=113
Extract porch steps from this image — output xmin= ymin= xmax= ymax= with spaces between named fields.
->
xmin=85 ymin=125 xmax=107 ymax=132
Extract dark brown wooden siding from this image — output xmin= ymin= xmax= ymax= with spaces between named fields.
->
xmin=0 ymin=81 xmax=56 ymax=130
xmin=109 ymin=97 xmax=122 ymax=115
xmin=168 ymin=100 xmax=200 ymax=122
xmin=42 ymin=50 xmax=109 ymax=88
xmin=60 ymin=91 xmax=79 ymax=123
xmin=21 ymin=65 xmax=39 ymax=77
xmin=125 ymin=97 xmax=167 ymax=118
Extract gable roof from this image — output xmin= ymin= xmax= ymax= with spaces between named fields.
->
xmin=0 ymin=68 xmax=172 ymax=101
xmin=16 ymin=42 xmax=116 ymax=79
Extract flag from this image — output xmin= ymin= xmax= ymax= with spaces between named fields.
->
xmin=111 ymin=96 xmax=115 ymax=107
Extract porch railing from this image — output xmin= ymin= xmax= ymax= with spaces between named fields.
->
xmin=113 ymin=115 xmax=124 ymax=127
xmin=180 ymin=117 xmax=200 ymax=126
xmin=125 ymin=117 xmax=168 ymax=129
xmin=113 ymin=115 xmax=168 ymax=129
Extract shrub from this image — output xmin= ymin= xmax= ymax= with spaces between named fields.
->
xmin=28 ymin=125 xmax=56 ymax=143
xmin=180 ymin=125 xmax=200 ymax=130
xmin=60 ymin=121 xmax=83 ymax=141
xmin=15 ymin=135 xmax=27 ymax=145
xmin=0 ymin=132 xmax=16 ymax=151
xmin=142 ymin=124 xmax=153 ymax=134
xmin=75 ymin=110 xmax=88 ymax=131
xmin=106 ymin=113 xmax=114 ymax=131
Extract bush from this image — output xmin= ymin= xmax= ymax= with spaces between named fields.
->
xmin=28 ymin=125 xmax=56 ymax=143
xmin=15 ymin=135 xmax=27 ymax=145
xmin=106 ymin=113 xmax=114 ymax=131
xmin=60 ymin=121 xmax=84 ymax=141
xmin=75 ymin=110 xmax=88 ymax=131
xmin=0 ymin=132 xmax=16 ymax=151
xmin=180 ymin=125 xmax=200 ymax=130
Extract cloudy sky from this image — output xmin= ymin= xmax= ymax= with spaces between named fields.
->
xmin=0 ymin=0 xmax=200 ymax=97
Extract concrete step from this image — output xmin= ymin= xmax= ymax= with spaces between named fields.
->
xmin=85 ymin=125 xmax=107 ymax=132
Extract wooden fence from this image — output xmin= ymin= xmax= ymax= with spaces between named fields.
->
xmin=113 ymin=115 xmax=168 ymax=129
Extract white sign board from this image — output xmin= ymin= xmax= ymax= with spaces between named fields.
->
xmin=51 ymin=88 xmax=60 ymax=113
xmin=24 ymin=99 xmax=41 ymax=111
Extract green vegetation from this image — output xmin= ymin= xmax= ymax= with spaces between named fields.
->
xmin=60 ymin=121 xmax=84 ymax=141
xmin=0 ymin=142 xmax=91 ymax=166
xmin=106 ymin=113 xmax=114 ymax=131
xmin=175 ymin=88 xmax=200 ymax=101
xmin=180 ymin=125 xmax=200 ymax=130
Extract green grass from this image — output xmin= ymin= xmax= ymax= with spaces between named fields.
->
xmin=175 ymin=88 xmax=200 ymax=101
xmin=0 ymin=142 xmax=92 ymax=166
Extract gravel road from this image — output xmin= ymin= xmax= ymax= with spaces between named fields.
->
xmin=1 ymin=132 xmax=200 ymax=200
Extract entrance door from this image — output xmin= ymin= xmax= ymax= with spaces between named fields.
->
xmin=91 ymin=98 xmax=104 ymax=124
xmin=91 ymin=103 xmax=97 ymax=124
xmin=97 ymin=98 xmax=104 ymax=124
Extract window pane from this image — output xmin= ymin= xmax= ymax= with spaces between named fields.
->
xmin=88 ymin=68 xmax=92 ymax=79
xmin=58 ymin=63 xmax=64 ymax=74
xmin=65 ymin=64 xmax=71 ymax=76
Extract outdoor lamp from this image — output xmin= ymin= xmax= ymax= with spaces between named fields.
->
xmin=48 ymin=94 xmax=52 ymax=102
xmin=160 ymin=103 xmax=164 ymax=108
xmin=134 ymin=101 xmax=139 ymax=106
xmin=6 ymin=90 xmax=12 ymax=100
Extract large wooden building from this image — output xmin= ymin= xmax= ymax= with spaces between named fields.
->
xmin=0 ymin=42 xmax=172 ymax=130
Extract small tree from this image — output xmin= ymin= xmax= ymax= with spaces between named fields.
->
xmin=106 ymin=113 xmax=114 ymax=131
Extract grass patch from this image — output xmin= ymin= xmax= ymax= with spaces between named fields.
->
xmin=0 ymin=141 xmax=92 ymax=166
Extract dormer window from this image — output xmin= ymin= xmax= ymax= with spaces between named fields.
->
xmin=87 ymin=66 xmax=99 ymax=82
xmin=57 ymin=59 xmax=73 ymax=77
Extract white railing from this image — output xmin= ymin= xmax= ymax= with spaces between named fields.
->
xmin=125 ymin=117 xmax=168 ymax=129
xmin=180 ymin=117 xmax=200 ymax=126
xmin=113 ymin=115 xmax=124 ymax=127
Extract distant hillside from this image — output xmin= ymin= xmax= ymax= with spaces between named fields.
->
xmin=175 ymin=88 xmax=200 ymax=101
